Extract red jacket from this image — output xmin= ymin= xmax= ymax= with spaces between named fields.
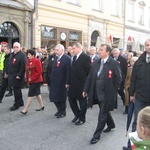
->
xmin=26 ymin=57 xmax=43 ymax=83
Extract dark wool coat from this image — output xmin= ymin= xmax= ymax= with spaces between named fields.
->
xmin=129 ymin=51 xmax=150 ymax=102
xmin=8 ymin=50 xmax=27 ymax=87
xmin=83 ymin=56 xmax=122 ymax=111
xmin=49 ymin=54 xmax=71 ymax=102
xmin=68 ymin=52 xmax=91 ymax=99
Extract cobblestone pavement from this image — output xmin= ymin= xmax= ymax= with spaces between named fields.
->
xmin=0 ymin=86 xmax=129 ymax=150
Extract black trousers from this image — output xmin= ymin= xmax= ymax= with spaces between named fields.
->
xmin=69 ymin=98 xmax=87 ymax=121
xmin=13 ymin=87 xmax=24 ymax=108
xmin=54 ymin=101 xmax=66 ymax=114
xmin=118 ymin=81 xmax=125 ymax=105
xmin=0 ymin=77 xmax=8 ymax=102
xmin=93 ymin=101 xmax=115 ymax=139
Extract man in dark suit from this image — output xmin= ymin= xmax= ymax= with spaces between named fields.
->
xmin=112 ymin=48 xmax=127 ymax=106
xmin=8 ymin=42 xmax=27 ymax=111
xmin=49 ymin=44 xmax=71 ymax=118
xmin=68 ymin=42 xmax=91 ymax=125
xmin=83 ymin=44 xmax=122 ymax=144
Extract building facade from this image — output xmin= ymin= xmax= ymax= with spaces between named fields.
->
xmin=35 ymin=0 xmax=124 ymax=50
xmin=0 ymin=0 xmax=33 ymax=48
xmin=125 ymin=0 xmax=150 ymax=52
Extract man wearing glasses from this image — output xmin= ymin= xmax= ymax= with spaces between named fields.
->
xmin=8 ymin=42 xmax=27 ymax=111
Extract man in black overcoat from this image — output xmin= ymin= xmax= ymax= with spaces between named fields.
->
xmin=8 ymin=42 xmax=27 ymax=111
xmin=49 ymin=44 xmax=71 ymax=118
xmin=112 ymin=48 xmax=127 ymax=106
xmin=83 ymin=44 xmax=122 ymax=144
xmin=68 ymin=42 xmax=91 ymax=125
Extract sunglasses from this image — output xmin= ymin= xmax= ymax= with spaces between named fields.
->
xmin=42 ymin=54 xmax=47 ymax=55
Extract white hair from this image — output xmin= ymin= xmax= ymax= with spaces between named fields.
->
xmin=55 ymin=44 xmax=64 ymax=51
xmin=112 ymin=48 xmax=120 ymax=54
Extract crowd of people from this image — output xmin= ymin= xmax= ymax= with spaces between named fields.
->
xmin=0 ymin=39 xmax=150 ymax=149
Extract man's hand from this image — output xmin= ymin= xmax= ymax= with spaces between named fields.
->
xmin=130 ymin=96 xmax=135 ymax=102
xmin=82 ymin=92 xmax=87 ymax=98
xmin=65 ymin=84 xmax=70 ymax=88
xmin=16 ymin=76 xmax=20 ymax=79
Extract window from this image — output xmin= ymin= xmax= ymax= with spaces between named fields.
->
xmin=66 ymin=0 xmax=80 ymax=5
xmin=93 ymin=0 xmax=102 ymax=11
xmin=127 ymin=3 xmax=134 ymax=21
xmin=0 ymin=22 xmax=19 ymax=37
xmin=111 ymin=0 xmax=119 ymax=16
xmin=91 ymin=31 xmax=99 ymax=46
xmin=138 ymin=6 xmax=144 ymax=25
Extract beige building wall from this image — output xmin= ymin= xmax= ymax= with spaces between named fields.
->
xmin=36 ymin=0 xmax=89 ymax=49
xmin=36 ymin=0 xmax=124 ymax=49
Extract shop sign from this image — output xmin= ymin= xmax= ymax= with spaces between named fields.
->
xmin=69 ymin=33 xmax=79 ymax=40
xmin=42 ymin=31 xmax=54 ymax=38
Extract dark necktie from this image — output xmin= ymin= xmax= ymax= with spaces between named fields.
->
xmin=147 ymin=57 xmax=150 ymax=63
xmin=72 ymin=55 xmax=77 ymax=65
xmin=97 ymin=60 xmax=104 ymax=76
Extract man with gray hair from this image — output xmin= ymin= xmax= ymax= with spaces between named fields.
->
xmin=8 ymin=42 xmax=27 ymax=111
xmin=49 ymin=44 xmax=71 ymax=118
xmin=89 ymin=46 xmax=99 ymax=64
xmin=112 ymin=48 xmax=127 ymax=108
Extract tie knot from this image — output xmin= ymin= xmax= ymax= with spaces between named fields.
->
xmin=147 ymin=56 xmax=150 ymax=63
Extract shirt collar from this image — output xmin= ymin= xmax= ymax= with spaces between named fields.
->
xmin=76 ymin=51 xmax=82 ymax=59
xmin=101 ymin=56 xmax=109 ymax=63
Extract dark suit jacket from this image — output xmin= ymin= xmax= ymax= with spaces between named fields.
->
xmin=115 ymin=55 xmax=127 ymax=80
xmin=83 ymin=56 xmax=122 ymax=111
xmin=69 ymin=52 xmax=91 ymax=99
xmin=8 ymin=50 xmax=27 ymax=87
xmin=50 ymin=54 xmax=71 ymax=102
xmin=91 ymin=54 xmax=99 ymax=64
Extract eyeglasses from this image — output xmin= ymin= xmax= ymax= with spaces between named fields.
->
xmin=13 ymin=46 xmax=19 ymax=48
xmin=42 ymin=54 xmax=47 ymax=55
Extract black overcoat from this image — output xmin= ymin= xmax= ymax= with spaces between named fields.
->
xmin=68 ymin=52 xmax=91 ymax=99
xmin=83 ymin=56 xmax=122 ymax=111
xmin=8 ymin=51 xmax=27 ymax=87
xmin=49 ymin=54 xmax=71 ymax=102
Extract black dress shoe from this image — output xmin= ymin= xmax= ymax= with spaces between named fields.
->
xmin=5 ymin=93 xmax=13 ymax=97
xmin=19 ymin=103 xmax=24 ymax=107
xmin=54 ymin=112 xmax=60 ymax=116
xmin=72 ymin=116 xmax=79 ymax=123
xmin=20 ymin=111 xmax=28 ymax=115
xmin=35 ymin=106 xmax=44 ymax=111
xmin=75 ymin=120 xmax=85 ymax=125
xmin=122 ymin=146 xmax=132 ymax=150
xmin=103 ymin=126 xmax=115 ymax=133
xmin=57 ymin=113 xmax=66 ymax=118
xmin=90 ymin=137 xmax=100 ymax=144
xmin=9 ymin=106 xmax=19 ymax=111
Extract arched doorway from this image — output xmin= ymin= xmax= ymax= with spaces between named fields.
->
xmin=91 ymin=30 xmax=100 ymax=46
xmin=0 ymin=22 xmax=19 ymax=47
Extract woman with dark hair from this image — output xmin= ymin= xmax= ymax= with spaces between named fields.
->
xmin=20 ymin=49 xmax=44 ymax=114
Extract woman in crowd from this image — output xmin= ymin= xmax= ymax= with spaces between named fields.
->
xmin=20 ymin=49 xmax=44 ymax=114
xmin=124 ymin=57 xmax=138 ymax=114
